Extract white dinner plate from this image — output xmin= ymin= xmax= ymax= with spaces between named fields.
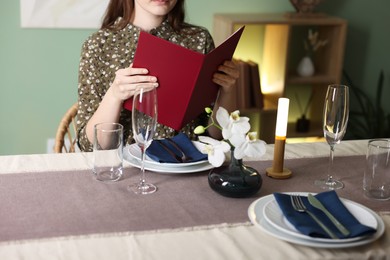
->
xmin=263 ymin=193 xmax=377 ymax=243
xmin=124 ymin=145 xmax=213 ymax=174
xmin=127 ymin=143 xmax=208 ymax=168
xmin=248 ymin=193 xmax=385 ymax=248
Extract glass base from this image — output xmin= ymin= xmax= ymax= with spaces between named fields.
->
xmin=364 ymin=189 xmax=390 ymax=201
xmin=314 ymin=179 xmax=344 ymax=190
xmin=129 ymin=183 xmax=157 ymax=195
xmin=94 ymin=168 xmax=123 ymax=182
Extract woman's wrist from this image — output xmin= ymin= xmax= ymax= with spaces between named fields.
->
xmin=105 ymin=87 xmax=125 ymax=107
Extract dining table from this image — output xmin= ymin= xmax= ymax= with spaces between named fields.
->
xmin=0 ymin=139 xmax=389 ymax=259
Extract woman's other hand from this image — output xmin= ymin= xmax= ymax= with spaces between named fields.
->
xmin=212 ymin=60 xmax=239 ymax=93
xmin=208 ymin=60 xmax=240 ymax=140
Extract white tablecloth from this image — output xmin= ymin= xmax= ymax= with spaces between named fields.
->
xmin=0 ymin=140 xmax=389 ymax=260
xmin=0 ymin=140 xmax=367 ymax=174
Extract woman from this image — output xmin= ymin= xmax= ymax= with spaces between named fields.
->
xmin=76 ymin=0 xmax=239 ymax=152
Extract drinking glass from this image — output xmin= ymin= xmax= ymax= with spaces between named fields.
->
xmin=364 ymin=139 xmax=390 ymax=200
xmin=315 ymin=84 xmax=349 ymax=190
xmin=93 ymin=122 xmax=123 ymax=182
xmin=129 ymin=87 xmax=158 ymax=194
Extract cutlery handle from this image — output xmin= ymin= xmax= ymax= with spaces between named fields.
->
xmin=166 ymin=138 xmax=184 ymax=154
xmin=156 ymin=140 xmax=183 ymax=163
xmin=306 ymin=210 xmax=339 ymax=239
xmin=166 ymin=138 xmax=192 ymax=162
xmin=322 ymin=211 xmax=350 ymax=236
xmin=307 ymin=194 xmax=350 ymax=237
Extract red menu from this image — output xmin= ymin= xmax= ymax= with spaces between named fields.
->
xmin=123 ymin=26 xmax=245 ymax=130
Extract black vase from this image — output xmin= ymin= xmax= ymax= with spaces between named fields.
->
xmin=208 ymin=150 xmax=262 ymax=198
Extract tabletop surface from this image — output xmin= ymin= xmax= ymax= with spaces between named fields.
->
xmin=0 ymin=140 xmax=389 ymax=260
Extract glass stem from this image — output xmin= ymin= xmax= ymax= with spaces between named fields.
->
xmin=327 ymin=144 xmax=335 ymax=182
xmin=140 ymin=146 xmax=146 ymax=187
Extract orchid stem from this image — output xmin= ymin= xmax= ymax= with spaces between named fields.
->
xmin=204 ymin=109 xmax=223 ymax=131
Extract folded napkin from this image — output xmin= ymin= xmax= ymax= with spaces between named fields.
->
xmin=273 ymin=191 xmax=377 ymax=239
xmin=146 ymin=133 xmax=208 ymax=163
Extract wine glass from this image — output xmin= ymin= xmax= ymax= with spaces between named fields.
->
xmin=315 ymin=84 xmax=349 ymax=190
xmin=129 ymin=86 xmax=158 ymax=195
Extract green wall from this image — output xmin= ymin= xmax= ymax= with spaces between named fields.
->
xmin=319 ymin=0 xmax=390 ymax=113
xmin=0 ymin=0 xmax=388 ymax=155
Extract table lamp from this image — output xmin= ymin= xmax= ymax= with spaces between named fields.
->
xmin=266 ymin=98 xmax=292 ymax=179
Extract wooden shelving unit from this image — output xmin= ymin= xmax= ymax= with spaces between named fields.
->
xmin=213 ymin=13 xmax=347 ymax=140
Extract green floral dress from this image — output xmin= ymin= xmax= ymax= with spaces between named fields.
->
xmin=77 ymin=19 xmax=215 ymax=152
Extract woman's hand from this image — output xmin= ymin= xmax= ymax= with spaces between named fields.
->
xmin=212 ymin=60 xmax=239 ymax=93
xmin=208 ymin=60 xmax=240 ymax=140
xmin=85 ymin=64 xmax=158 ymax=143
xmin=109 ymin=64 xmax=159 ymax=102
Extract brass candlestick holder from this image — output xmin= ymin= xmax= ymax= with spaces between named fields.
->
xmin=266 ymin=98 xmax=292 ymax=179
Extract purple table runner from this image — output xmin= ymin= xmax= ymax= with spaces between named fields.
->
xmin=0 ymin=155 xmax=387 ymax=243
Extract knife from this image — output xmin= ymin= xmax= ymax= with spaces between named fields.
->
xmin=308 ymin=194 xmax=350 ymax=237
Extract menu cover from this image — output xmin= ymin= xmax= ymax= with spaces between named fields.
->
xmin=123 ymin=26 xmax=245 ymax=130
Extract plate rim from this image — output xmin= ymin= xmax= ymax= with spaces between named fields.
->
xmin=262 ymin=193 xmax=377 ymax=243
xmin=127 ymin=143 xmax=209 ymax=168
xmin=124 ymin=146 xmax=213 ymax=174
xmin=248 ymin=193 xmax=385 ymax=248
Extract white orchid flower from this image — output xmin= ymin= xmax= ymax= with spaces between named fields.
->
xmin=228 ymin=132 xmax=246 ymax=148
xmin=234 ymin=132 xmax=266 ymax=160
xmin=198 ymin=136 xmax=230 ymax=167
xmin=195 ymin=107 xmax=267 ymax=165
xmin=216 ymin=107 xmax=250 ymax=140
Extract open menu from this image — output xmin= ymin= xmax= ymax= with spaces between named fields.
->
xmin=123 ymin=26 xmax=245 ymax=130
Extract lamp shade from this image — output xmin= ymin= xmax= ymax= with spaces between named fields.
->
xmin=275 ymin=98 xmax=290 ymax=137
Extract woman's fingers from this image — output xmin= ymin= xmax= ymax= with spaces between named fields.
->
xmin=115 ymin=75 xmax=158 ymax=85
xmin=218 ymin=60 xmax=239 ymax=79
xmin=115 ymin=66 xmax=157 ymax=84
xmin=212 ymin=60 xmax=240 ymax=91
xmin=111 ymin=65 xmax=159 ymax=101
xmin=212 ymin=73 xmax=236 ymax=88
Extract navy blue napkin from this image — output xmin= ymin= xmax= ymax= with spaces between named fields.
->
xmin=273 ymin=191 xmax=377 ymax=239
xmin=146 ymin=133 xmax=208 ymax=163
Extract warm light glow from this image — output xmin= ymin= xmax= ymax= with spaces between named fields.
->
xmin=275 ymin=98 xmax=290 ymax=137
xmin=230 ymin=23 xmax=287 ymax=96
xmin=260 ymin=24 xmax=288 ymax=95
xmin=260 ymin=71 xmax=284 ymax=95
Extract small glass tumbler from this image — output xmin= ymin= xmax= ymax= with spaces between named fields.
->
xmin=363 ymin=139 xmax=390 ymax=200
xmin=93 ymin=122 xmax=123 ymax=182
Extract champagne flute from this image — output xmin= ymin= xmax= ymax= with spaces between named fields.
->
xmin=315 ymin=84 xmax=349 ymax=190
xmin=129 ymin=86 xmax=158 ymax=195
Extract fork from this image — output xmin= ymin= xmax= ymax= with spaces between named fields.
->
xmin=156 ymin=140 xmax=184 ymax=163
xmin=290 ymin=195 xmax=339 ymax=239
xmin=166 ymin=138 xmax=192 ymax=162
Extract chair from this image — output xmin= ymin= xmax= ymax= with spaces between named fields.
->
xmin=54 ymin=102 xmax=78 ymax=153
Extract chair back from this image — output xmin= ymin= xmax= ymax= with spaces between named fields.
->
xmin=54 ymin=103 xmax=78 ymax=153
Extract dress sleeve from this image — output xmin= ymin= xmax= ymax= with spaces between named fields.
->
xmin=204 ymin=30 xmax=215 ymax=54
xmin=76 ymin=35 xmax=103 ymax=152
